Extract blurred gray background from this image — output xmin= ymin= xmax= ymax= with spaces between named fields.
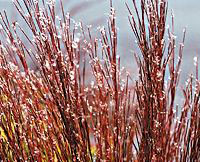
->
xmin=0 ymin=0 xmax=200 ymax=80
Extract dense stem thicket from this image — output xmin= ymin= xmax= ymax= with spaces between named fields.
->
xmin=0 ymin=0 xmax=199 ymax=161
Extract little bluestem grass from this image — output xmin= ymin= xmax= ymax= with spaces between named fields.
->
xmin=0 ymin=0 xmax=200 ymax=161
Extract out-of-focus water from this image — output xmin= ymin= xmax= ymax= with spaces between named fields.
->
xmin=0 ymin=0 xmax=200 ymax=79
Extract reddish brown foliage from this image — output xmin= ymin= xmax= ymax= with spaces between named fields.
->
xmin=0 ymin=0 xmax=199 ymax=161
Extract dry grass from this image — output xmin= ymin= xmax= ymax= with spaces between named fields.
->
xmin=0 ymin=0 xmax=199 ymax=161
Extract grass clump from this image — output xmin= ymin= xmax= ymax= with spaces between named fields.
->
xmin=0 ymin=0 xmax=200 ymax=161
